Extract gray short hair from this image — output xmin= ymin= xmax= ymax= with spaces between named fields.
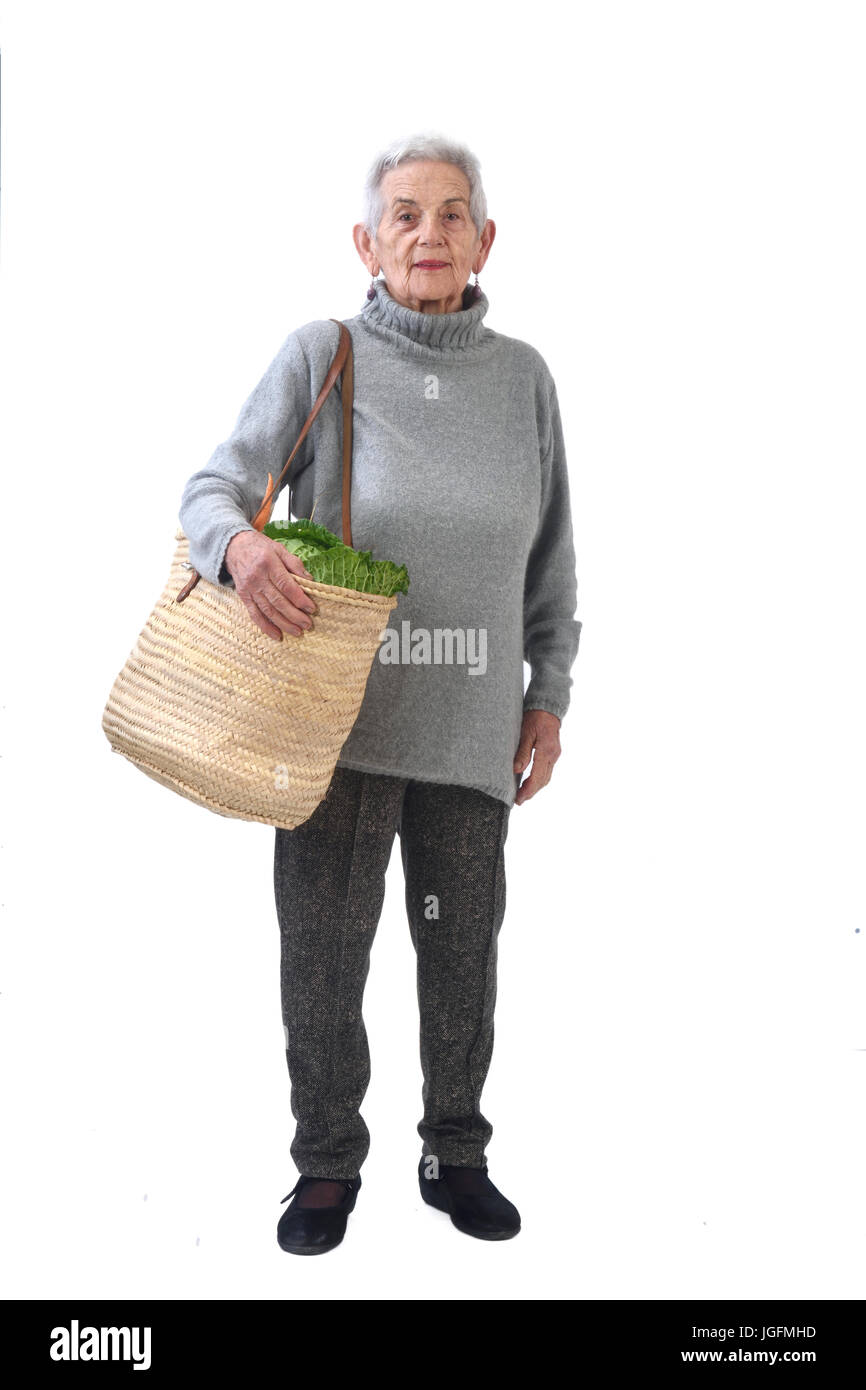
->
xmin=361 ymin=132 xmax=488 ymax=240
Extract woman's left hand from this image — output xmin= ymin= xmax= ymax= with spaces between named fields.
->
xmin=513 ymin=710 xmax=562 ymax=805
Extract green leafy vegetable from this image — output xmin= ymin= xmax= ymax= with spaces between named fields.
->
xmin=263 ymin=518 xmax=409 ymax=597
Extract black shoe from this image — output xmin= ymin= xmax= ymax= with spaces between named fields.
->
xmin=418 ymin=1157 xmax=521 ymax=1240
xmin=277 ymin=1173 xmax=362 ymax=1255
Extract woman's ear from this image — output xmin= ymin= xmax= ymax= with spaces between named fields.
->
xmin=475 ymin=219 xmax=496 ymax=275
xmin=352 ymin=223 xmax=379 ymax=276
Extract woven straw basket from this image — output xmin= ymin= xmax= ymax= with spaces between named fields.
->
xmin=102 ymin=529 xmax=396 ymax=830
xmin=102 ymin=318 xmax=398 ymax=830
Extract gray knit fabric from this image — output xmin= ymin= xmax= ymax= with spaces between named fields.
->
xmin=178 ymin=281 xmax=582 ymax=806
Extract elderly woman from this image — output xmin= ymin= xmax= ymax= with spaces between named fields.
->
xmin=179 ymin=133 xmax=582 ymax=1255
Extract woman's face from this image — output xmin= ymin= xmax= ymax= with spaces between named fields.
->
xmin=354 ymin=160 xmax=495 ymax=314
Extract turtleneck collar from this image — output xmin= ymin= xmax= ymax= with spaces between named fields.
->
xmin=360 ymin=278 xmax=493 ymax=356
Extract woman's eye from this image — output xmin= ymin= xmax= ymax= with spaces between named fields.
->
xmin=396 ymin=211 xmax=460 ymax=222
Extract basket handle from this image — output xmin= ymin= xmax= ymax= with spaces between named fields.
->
xmin=177 ymin=319 xmax=354 ymax=602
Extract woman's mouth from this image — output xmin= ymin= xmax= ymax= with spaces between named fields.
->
xmin=414 ymin=261 xmax=449 ymax=269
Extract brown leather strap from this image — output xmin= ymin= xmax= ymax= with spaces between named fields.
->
xmin=177 ymin=319 xmax=354 ymax=602
xmin=340 ymin=329 xmax=354 ymax=549
xmin=251 ymin=319 xmax=352 ymax=532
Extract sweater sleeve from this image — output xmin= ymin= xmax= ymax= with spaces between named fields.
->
xmin=178 ymin=328 xmax=318 ymax=588
xmin=522 ymin=377 xmax=583 ymax=721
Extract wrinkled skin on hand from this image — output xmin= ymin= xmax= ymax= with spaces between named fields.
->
xmin=224 ymin=530 xmax=318 ymax=642
xmin=513 ymin=708 xmax=562 ymax=804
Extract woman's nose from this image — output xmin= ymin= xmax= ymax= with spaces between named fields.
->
xmin=417 ymin=215 xmax=445 ymax=244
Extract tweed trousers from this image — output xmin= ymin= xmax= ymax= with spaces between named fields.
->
xmin=274 ymin=764 xmax=511 ymax=1179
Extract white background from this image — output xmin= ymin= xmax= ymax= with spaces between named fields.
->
xmin=1 ymin=0 xmax=864 ymax=1301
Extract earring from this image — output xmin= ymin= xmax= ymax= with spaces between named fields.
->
xmin=467 ymin=270 xmax=482 ymax=303
xmin=367 ymin=275 xmax=380 ymax=301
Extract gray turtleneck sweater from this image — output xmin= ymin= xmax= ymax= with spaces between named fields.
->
xmin=178 ymin=281 xmax=582 ymax=807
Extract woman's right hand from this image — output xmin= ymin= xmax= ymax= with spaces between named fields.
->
xmin=224 ymin=530 xmax=318 ymax=641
